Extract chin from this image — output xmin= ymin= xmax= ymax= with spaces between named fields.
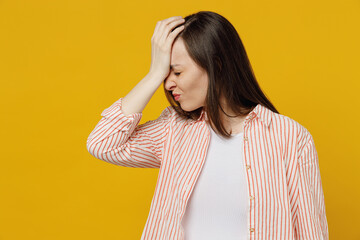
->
xmin=181 ymin=104 xmax=201 ymax=113
xmin=178 ymin=104 xmax=190 ymax=112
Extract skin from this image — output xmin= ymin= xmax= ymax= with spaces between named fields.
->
xmin=164 ymin=37 xmax=247 ymax=134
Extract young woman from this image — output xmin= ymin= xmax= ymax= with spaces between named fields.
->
xmin=87 ymin=11 xmax=329 ymax=240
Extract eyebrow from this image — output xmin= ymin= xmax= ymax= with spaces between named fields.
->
xmin=170 ymin=64 xmax=182 ymax=69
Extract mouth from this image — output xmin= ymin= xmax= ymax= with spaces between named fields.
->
xmin=173 ymin=94 xmax=181 ymax=101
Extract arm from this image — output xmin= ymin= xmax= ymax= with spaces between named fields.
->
xmin=86 ymin=71 xmax=171 ymax=168
xmin=296 ymin=135 xmax=329 ymax=239
xmin=86 ymin=16 xmax=186 ymax=168
xmin=86 ymin=96 xmax=171 ymax=168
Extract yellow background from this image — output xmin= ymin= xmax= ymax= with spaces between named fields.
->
xmin=1 ymin=0 xmax=359 ymax=239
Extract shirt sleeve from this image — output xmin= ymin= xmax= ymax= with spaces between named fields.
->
xmin=86 ymin=97 xmax=171 ymax=168
xmin=296 ymin=134 xmax=329 ymax=239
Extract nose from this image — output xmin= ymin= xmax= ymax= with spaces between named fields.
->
xmin=164 ymin=73 xmax=177 ymax=92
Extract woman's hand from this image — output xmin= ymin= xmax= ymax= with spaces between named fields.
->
xmin=149 ymin=16 xmax=185 ymax=81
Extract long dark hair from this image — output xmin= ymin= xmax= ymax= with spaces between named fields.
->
xmin=163 ymin=11 xmax=279 ymax=139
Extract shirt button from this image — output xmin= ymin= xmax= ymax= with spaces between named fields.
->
xmin=244 ymin=137 xmax=248 ymax=141
xmin=250 ymin=195 xmax=255 ymax=200
xmin=246 ymin=165 xmax=251 ymax=170
xmin=250 ymin=228 xmax=255 ymax=232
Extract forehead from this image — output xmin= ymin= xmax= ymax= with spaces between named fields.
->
xmin=171 ymin=38 xmax=189 ymax=63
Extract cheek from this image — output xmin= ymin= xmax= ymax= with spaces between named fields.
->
xmin=184 ymin=81 xmax=201 ymax=97
xmin=182 ymin=70 xmax=208 ymax=96
xmin=194 ymin=76 xmax=208 ymax=96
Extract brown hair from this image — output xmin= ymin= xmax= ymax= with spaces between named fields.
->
xmin=163 ymin=11 xmax=279 ymax=139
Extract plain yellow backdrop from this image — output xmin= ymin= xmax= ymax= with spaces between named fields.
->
xmin=0 ymin=0 xmax=359 ymax=239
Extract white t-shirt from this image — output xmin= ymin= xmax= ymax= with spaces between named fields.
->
xmin=181 ymin=124 xmax=249 ymax=240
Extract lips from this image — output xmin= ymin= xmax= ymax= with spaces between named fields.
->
xmin=173 ymin=94 xmax=181 ymax=101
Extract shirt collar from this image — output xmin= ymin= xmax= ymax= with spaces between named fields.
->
xmin=186 ymin=103 xmax=274 ymax=128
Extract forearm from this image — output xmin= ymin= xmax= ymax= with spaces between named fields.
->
xmin=121 ymin=72 xmax=164 ymax=117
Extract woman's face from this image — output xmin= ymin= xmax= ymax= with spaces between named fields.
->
xmin=164 ymin=37 xmax=209 ymax=112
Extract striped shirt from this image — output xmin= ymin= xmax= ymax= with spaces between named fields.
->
xmin=86 ymin=97 xmax=329 ymax=240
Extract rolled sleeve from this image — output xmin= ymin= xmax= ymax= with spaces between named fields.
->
xmin=86 ymin=97 xmax=172 ymax=168
xmin=100 ymin=97 xmax=143 ymax=133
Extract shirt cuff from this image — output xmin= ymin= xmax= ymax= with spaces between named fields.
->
xmin=100 ymin=97 xmax=143 ymax=132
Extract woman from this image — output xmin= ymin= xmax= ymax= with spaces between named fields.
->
xmin=87 ymin=11 xmax=329 ymax=240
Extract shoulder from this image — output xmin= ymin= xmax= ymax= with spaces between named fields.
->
xmin=271 ymin=111 xmax=314 ymax=150
xmin=159 ymin=106 xmax=176 ymax=119
xmin=272 ymin=112 xmax=310 ymax=134
xmin=160 ymin=106 xmax=189 ymax=124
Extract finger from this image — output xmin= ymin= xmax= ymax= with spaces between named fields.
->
xmin=167 ymin=18 xmax=185 ymax=34
xmin=152 ymin=20 xmax=162 ymax=41
xmin=153 ymin=17 xmax=180 ymax=42
xmin=159 ymin=18 xmax=185 ymax=45
xmin=165 ymin=25 xmax=185 ymax=48
xmin=162 ymin=15 xmax=183 ymax=25
xmin=157 ymin=16 xmax=183 ymax=39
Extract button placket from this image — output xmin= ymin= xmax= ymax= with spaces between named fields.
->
xmin=244 ymin=134 xmax=253 ymax=204
xmin=243 ymin=130 xmax=255 ymax=235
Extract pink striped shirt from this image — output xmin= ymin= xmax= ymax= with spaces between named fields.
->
xmin=86 ymin=97 xmax=329 ymax=240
